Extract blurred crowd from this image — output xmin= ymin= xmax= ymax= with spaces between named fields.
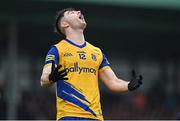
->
xmin=0 ymin=82 xmax=6 ymax=119
xmin=102 ymin=89 xmax=179 ymax=119
xmin=0 ymin=83 xmax=179 ymax=120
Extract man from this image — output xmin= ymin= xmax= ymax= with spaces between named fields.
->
xmin=40 ymin=8 xmax=142 ymax=121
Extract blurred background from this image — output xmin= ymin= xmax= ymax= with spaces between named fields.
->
xmin=0 ymin=0 xmax=180 ymax=120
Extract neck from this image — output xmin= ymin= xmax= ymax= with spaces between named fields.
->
xmin=65 ymin=29 xmax=85 ymax=45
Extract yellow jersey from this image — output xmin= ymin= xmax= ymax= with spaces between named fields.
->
xmin=44 ymin=39 xmax=110 ymax=120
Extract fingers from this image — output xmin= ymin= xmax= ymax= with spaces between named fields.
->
xmin=57 ymin=73 xmax=68 ymax=80
xmin=129 ymin=70 xmax=143 ymax=91
xmin=51 ymin=61 xmax=63 ymax=73
xmin=57 ymin=68 xmax=68 ymax=80
xmin=139 ymin=75 xmax=143 ymax=80
xmin=139 ymin=80 xmax=143 ymax=85
xmin=138 ymin=75 xmax=143 ymax=84
xmin=62 ymin=77 xmax=69 ymax=80
xmin=131 ymin=70 xmax=136 ymax=79
xmin=60 ymin=72 xmax=67 ymax=77
xmin=51 ymin=60 xmax=55 ymax=72
xmin=58 ymin=68 xmax=68 ymax=74
xmin=49 ymin=62 xmax=69 ymax=82
xmin=56 ymin=64 xmax=62 ymax=70
xmin=131 ymin=70 xmax=143 ymax=81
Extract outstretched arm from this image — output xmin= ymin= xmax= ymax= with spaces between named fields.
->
xmin=99 ymin=69 xmax=129 ymax=92
xmin=99 ymin=68 xmax=142 ymax=92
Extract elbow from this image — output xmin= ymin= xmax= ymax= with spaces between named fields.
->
xmin=40 ymin=80 xmax=52 ymax=88
xmin=40 ymin=80 xmax=46 ymax=88
xmin=40 ymin=77 xmax=46 ymax=87
xmin=103 ymin=80 xmax=118 ymax=92
xmin=107 ymin=83 xmax=117 ymax=92
xmin=108 ymin=87 xmax=118 ymax=92
xmin=40 ymin=76 xmax=52 ymax=88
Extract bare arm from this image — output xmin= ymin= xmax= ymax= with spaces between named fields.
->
xmin=40 ymin=61 xmax=68 ymax=88
xmin=99 ymin=68 xmax=143 ymax=92
xmin=40 ymin=64 xmax=54 ymax=88
xmin=99 ymin=68 xmax=129 ymax=92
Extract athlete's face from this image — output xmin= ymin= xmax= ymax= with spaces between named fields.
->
xmin=62 ymin=10 xmax=87 ymax=30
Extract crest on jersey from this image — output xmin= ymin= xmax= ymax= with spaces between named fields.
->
xmin=91 ymin=54 xmax=97 ymax=61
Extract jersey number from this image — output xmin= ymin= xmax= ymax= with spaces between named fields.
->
xmin=79 ymin=53 xmax=86 ymax=60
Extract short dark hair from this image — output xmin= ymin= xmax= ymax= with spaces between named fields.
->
xmin=54 ymin=7 xmax=77 ymax=34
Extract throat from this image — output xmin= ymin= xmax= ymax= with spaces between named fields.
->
xmin=66 ymin=31 xmax=85 ymax=46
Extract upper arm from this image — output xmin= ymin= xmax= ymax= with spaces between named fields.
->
xmin=42 ymin=45 xmax=59 ymax=75
xmin=98 ymin=53 xmax=128 ymax=91
xmin=44 ymin=45 xmax=59 ymax=65
xmin=98 ymin=53 xmax=117 ymax=87
xmin=99 ymin=68 xmax=129 ymax=92
xmin=99 ymin=53 xmax=110 ymax=72
xmin=40 ymin=46 xmax=59 ymax=86
xmin=99 ymin=68 xmax=118 ymax=88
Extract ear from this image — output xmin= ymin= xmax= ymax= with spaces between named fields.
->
xmin=61 ymin=21 xmax=69 ymax=29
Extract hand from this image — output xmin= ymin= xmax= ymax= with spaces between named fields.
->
xmin=48 ymin=61 xmax=68 ymax=82
xmin=128 ymin=70 xmax=143 ymax=91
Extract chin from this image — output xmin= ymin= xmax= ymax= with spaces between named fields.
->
xmin=80 ymin=22 xmax=87 ymax=30
xmin=82 ymin=24 xmax=87 ymax=30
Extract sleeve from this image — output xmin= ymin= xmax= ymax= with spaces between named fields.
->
xmin=44 ymin=45 xmax=59 ymax=65
xmin=99 ymin=53 xmax=111 ymax=72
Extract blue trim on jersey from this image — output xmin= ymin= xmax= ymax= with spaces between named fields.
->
xmin=99 ymin=53 xmax=110 ymax=69
xmin=59 ymin=116 xmax=96 ymax=120
xmin=65 ymin=39 xmax=86 ymax=48
xmin=45 ymin=46 xmax=59 ymax=65
xmin=57 ymin=80 xmax=96 ymax=116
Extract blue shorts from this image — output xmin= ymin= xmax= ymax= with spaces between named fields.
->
xmin=59 ymin=116 xmax=97 ymax=120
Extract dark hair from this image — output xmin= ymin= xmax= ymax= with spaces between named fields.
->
xmin=54 ymin=7 xmax=77 ymax=34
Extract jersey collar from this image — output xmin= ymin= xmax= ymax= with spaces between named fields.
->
xmin=65 ymin=39 xmax=86 ymax=48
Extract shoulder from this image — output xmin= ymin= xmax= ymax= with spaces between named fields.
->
xmin=86 ymin=41 xmax=102 ymax=53
xmin=53 ymin=39 xmax=69 ymax=51
xmin=47 ymin=45 xmax=58 ymax=54
xmin=54 ymin=39 xmax=66 ymax=47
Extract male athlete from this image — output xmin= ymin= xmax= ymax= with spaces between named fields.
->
xmin=40 ymin=8 xmax=143 ymax=121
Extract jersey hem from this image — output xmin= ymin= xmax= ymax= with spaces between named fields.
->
xmin=57 ymin=115 xmax=103 ymax=121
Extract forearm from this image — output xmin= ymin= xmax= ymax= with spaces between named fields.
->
xmin=40 ymin=64 xmax=54 ymax=88
xmin=100 ymin=68 xmax=142 ymax=92
xmin=99 ymin=69 xmax=129 ymax=92
xmin=108 ymin=78 xmax=129 ymax=92
xmin=40 ymin=74 xmax=54 ymax=88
